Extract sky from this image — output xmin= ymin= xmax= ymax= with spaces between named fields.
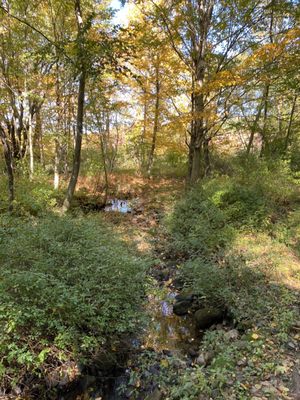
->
xmin=110 ymin=0 xmax=130 ymax=26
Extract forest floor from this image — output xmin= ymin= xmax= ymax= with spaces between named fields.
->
xmin=1 ymin=173 xmax=300 ymax=400
xmin=75 ymin=174 xmax=300 ymax=400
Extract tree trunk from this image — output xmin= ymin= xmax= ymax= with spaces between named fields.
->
xmin=246 ymin=95 xmax=265 ymax=155
xmin=100 ymin=134 xmax=109 ymax=206
xmin=203 ymin=138 xmax=211 ymax=176
xmin=63 ymin=0 xmax=86 ymax=211
xmin=34 ymin=105 xmax=45 ymax=166
xmin=260 ymin=84 xmax=270 ymax=157
xmin=63 ymin=70 xmax=86 ymax=210
xmin=0 ymin=128 xmax=14 ymax=211
xmin=284 ymin=94 xmax=297 ymax=152
xmin=147 ymin=62 xmax=160 ymax=176
xmin=140 ymin=87 xmax=148 ymax=172
xmin=54 ymin=138 xmax=60 ymax=190
xmin=190 ymin=88 xmax=205 ymax=183
xmin=28 ymin=111 xmax=34 ymax=180
xmin=187 ymin=0 xmax=214 ymax=183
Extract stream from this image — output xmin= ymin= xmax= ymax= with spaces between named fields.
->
xmin=60 ymin=200 xmax=200 ymax=400
xmin=59 ymin=283 xmax=200 ymax=400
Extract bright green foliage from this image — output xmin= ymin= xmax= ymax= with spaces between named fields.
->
xmin=0 ymin=215 xmax=147 ymax=388
xmin=0 ymin=174 xmax=63 ymax=216
xmin=168 ymin=158 xmax=298 ymax=258
xmin=167 ymin=188 xmax=234 ymax=258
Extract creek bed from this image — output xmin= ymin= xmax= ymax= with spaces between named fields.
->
xmin=58 ymin=281 xmax=200 ymax=400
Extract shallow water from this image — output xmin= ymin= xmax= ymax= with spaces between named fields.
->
xmin=104 ymin=199 xmax=132 ymax=213
xmin=144 ymin=290 xmax=198 ymax=354
xmin=61 ymin=286 xmax=198 ymax=399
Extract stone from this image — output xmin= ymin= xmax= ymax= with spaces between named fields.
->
xmin=196 ymin=354 xmax=206 ymax=366
xmin=225 ymin=329 xmax=239 ymax=341
xmin=160 ymin=268 xmax=170 ymax=281
xmin=173 ymin=300 xmax=193 ymax=316
xmin=237 ymin=357 xmax=247 ymax=367
xmin=187 ymin=346 xmax=199 ymax=358
xmin=175 ymin=293 xmax=195 ymax=302
xmin=194 ymin=307 xmax=224 ymax=330
xmin=196 ymin=352 xmax=213 ymax=366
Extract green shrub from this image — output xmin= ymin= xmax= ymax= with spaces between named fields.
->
xmin=180 ymin=259 xmax=230 ymax=308
xmin=0 ymin=215 xmax=147 ymax=389
xmin=167 ymin=158 xmax=298 ymax=258
xmin=179 ymin=252 xmax=298 ymax=333
xmin=167 ymin=188 xmax=235 ymax=258
xmin=0 ymin=173 xmax=64 ymax=216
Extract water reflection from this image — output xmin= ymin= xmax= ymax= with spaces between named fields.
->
xmin=145 ymin=291 xmax=197 ymax=353
xmin=104 ymin=199 xmax=132 ymax=213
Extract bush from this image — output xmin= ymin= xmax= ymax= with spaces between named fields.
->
xmin=0 ymin=173 xmax=64 ymax=216
xmin=167 ymin=158 xmax=298 ymax=258
xmin=0 ymin=215 xmax=147 ymax=390
xmin=180 ymin=252 xmax=298 ymax=333
xmin=180 ymin=259 xmax=230 ymax=308
xmin=167 ymin=188 xmax=234 ymax=258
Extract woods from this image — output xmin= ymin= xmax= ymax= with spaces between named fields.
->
xmin=0 ymin=0 xmax=298 ymax=206
xmin=0 ymin=0 xmax=300 ymax=399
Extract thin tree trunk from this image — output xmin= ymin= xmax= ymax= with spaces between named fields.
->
xmin=203 ymin=138 xmax=211 ymax=176
xmin=260 ymin=5 xmax=273 ymax=157
xmin=190 ymin=89 xmax=205 ymax=183
xmin=246 ymin=96 xmax=264 ymax=155
xmin=28 ymin=111 xmax=34 ymax=180
xmin=188 ymin=84 xmax=195 ymax=180
xmin=54 ymin=138 xmax=60 ymax=190
xmin=63 ymin=70 xmax=86 ymax=210
xmin=284 ymin=94 xmax=297 ymax=152
xmin=34 ymin=105 xmax=45 ymax=166
xmin=0 ymin=128 xmax=14 ymax=211
xmin=100 ymin=134 xmax=109 ymax=205
xmin=141 ymin=87 xmax=148 ymax=172
xmin=53 ymin=66 xmax=62 ymax=189
xmin=260 ymin=84 xmax=270 ymax=157
xmin=188 ymin=0 xmax=214 ymax=183
xmin=147 ymin=62 xmax=160 ymax=176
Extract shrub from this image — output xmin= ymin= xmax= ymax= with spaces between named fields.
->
xmin=0 ymin=173 xmax=64 ymax=216
xmin=167 ymin=187 xmax=235 ymax=258
xmin=0 ymin=215 xmax=147 ymax=390
xmin=167 ymin=158 xmax=298 ymax=258
xmin=180 ymin=259 xmax=230 ymax=308
xmin=180 ymin=251 xmax=298 ymax=334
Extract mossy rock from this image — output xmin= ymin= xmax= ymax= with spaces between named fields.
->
xmin=194 ymin=307 xmax=224 ymax=329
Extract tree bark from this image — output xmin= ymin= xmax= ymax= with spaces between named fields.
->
xmin=63 ymin=0 xmax=86 ymax=210
xmin=147 ymin=61 xmax=160 ymax=176
xmin=63 ymin=70 xmax=86 ymax=210
xmin=28 ymin=111 xmax=34 ymax=180
xmin=188 ymin=0 xmax=214 ymax=184
xmin=0 ymin=127 xmax=14 ymax=211
xmin=34 ymin=105 xmax=45 ymax=166
xmin=284 ymin=94 xmax=297 ymax=152
xmin=246 ymin=95 xmax=265 ymax=155
xmin=260 ymin=84 xmax=270 ymax=157
xmin=100 ymin=133 xmax=109 ymax=206
xmin=140 ymin=86 xmax=148 ymax=172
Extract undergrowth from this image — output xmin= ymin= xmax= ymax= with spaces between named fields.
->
xmin=160 ymin=158 xmax=300 ymax=399
xmin=0 ymin=214 xmax=147 ymax=393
